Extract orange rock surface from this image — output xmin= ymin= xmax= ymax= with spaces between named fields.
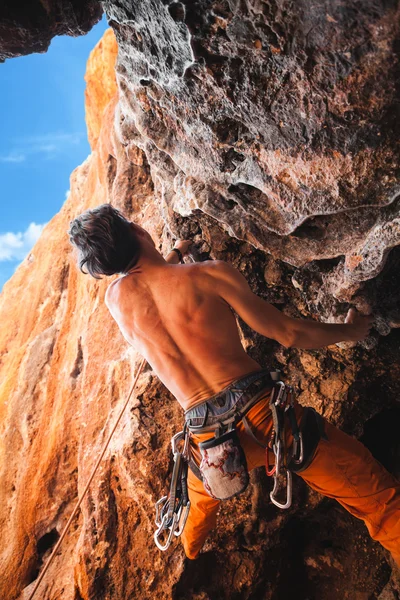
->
xmin=84 ymin=28 xmax=118 ymax=150
xmin=0 ymin=29 xmax=180 ymax=600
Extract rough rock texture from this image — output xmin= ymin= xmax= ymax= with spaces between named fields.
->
xmin=0 ymin=0 xmax=102 ymax=62
xmin=105 ymin=0 xmax=400 ymax=313
xmin=0 ymin=1 xmax=400 ymax=599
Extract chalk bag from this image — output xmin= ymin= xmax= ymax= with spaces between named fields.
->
xmin=199 ymin=428 xmax=249 ymax=500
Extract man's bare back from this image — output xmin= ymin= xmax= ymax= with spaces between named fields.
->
xmin=105 ymin=261 xmax=261 ymax=410
xmin=105 ymin=247 xmax=372 ymax=411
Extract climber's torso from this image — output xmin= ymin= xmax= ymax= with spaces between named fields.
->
xmin=105 ymin=261 xmax=261 ymax=410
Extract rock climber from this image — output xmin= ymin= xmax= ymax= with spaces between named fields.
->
xmin=68 ymin=203 xmax=400 ymax=565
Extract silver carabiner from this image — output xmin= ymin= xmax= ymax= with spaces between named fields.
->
xmin=171 ymin=430 xmax=185 ymax=454
xmin=292 ymin=432 xmax=304 ymax=465
xmin=154 ymin=513 xmax=179 ymax=551
xmin=154 ymin=495 xmax=168 ymax=528
xmin=174 ymin=501 xmax=191 ymax=537
xmin=171 ymin=428 xmax=191 ymax=462
xmin=270 ymin=469 xmax=292 ymax=510
xmin=273 ymin=438 xmax=283 ymax=474
xmin=273 ymin=381 xmax=287 ymax=407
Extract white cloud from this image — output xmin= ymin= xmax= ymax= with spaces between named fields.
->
xmin=38 ymin=144 xmax=57 ymax=154
xmin=0 ymin=222 xmax=47 ymax=262
xmin=0 ymin=153 xmax=26 ymax=163
xmin=0 ymin=132 xmax=85 ymax=163
xmin=19 ymin=132 xmax=84 ymax=146
xmin=65 ymin=189 xmax=71 ymax=199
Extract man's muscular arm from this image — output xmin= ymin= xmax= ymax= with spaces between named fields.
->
xmin=212 ymin=261 xmax=373 ymax=349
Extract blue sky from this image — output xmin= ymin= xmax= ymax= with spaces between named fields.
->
xmin=0 ymin=15 xmax=109 ymax=291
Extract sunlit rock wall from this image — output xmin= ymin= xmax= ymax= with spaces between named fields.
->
xmin=0 ymin=30 xmax=180 ymax=600
xmin=0 ymin=0 xmax=399 ymax=598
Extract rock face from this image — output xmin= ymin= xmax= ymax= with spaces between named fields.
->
xmin=84 ymin=28 xmax=118 ymax=149
xmin=0 ymin=2 xmax=399 ymax=599
xmin=104 ymin=0 xmax=400 ymax=311
xmin=0 ymin=0 xmax=102 ymax=62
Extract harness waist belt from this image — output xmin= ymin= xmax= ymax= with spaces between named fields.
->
xmin=184 ymin=369 xmax=274 ymax=432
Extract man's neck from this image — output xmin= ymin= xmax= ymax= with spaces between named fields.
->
xmin=127 ymin=246 xmax=167 ymax=274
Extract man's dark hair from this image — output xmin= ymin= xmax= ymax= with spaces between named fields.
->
xmin=68 ymin=204 xmax=141 ymax=279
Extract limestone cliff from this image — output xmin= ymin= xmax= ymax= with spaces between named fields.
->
xmin=0 ymin=2 xmax=399 ymax=599
xmin=105 ymin=0 xmax=400 ymax=312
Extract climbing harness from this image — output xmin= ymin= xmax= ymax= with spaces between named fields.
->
xmin=27 ymin=358 xmax=147 ymax=600
xmin=182 ymin=369 xmax=305 ymax=507
xmin=154 ymin=428 xmax=191 ymax=551
xmin=184 ymin=370 xmax=321 ymax=511
xmin=153 ymin=370 xmax=275 ymax=548
xmin=185 ymin=370 xmax=275 ymax=500
xmin=154 ymin=369 xmax=327 ymax=551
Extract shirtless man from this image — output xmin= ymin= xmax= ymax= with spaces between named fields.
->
xmin=69 ymin=203 xmax=400 ymax=565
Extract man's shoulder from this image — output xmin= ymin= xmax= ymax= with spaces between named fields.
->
xmin=187 ymin=259 xmax=231 ymax=278
xmin=200 ymin=259 xmax=239 ymax=279
xmin=187 ymin=260 xmax=241 ymax=291
xmin=192 ymin=259 xmax=229 ymax=272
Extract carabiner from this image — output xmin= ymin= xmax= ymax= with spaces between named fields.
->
xmin=273 ymin=438 xmax=283 ymax=474
xmin=271 ymin=381 xmax=286 ymax=407
xmin=174 ymin=501 xmax=191 ymax=537
xmin=265 ymin=445 xmax=276 ymax=476
xmin=291 ymin=432 xmax=304 ymax=465
xmin=270 ymin=469 xmax=292 ymax=510
xmin=154 ymin=513 xmax=179 ymax=551
xmin=155 ymin=495 xmax=168 ymax=528
xmin=171 ymin=431 xmax=185 ymax=454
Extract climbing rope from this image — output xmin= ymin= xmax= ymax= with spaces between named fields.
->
xmin=27 ymin=357 xmax=147 ymax=600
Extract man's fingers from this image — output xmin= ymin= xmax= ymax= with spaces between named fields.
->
xmin=345 ymin=307 xmax=357 ymax=324
xmin=345 ymin=308 xmax=374 ymax=322
xmin=175 ymin=239 xmax=193 ymax=255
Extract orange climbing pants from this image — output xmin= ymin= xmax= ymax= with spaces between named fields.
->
xmin=181 ymin=389 xmax=400 ymax=564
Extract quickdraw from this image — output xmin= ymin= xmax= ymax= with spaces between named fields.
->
xmin=154 ymin=428 xmax=191 ymax=551
xmin=267 ymin=378 xmax=304 ymax=510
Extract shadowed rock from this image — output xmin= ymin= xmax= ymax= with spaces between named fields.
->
xmin=0 ymin=0 xmax=102 ymax=62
